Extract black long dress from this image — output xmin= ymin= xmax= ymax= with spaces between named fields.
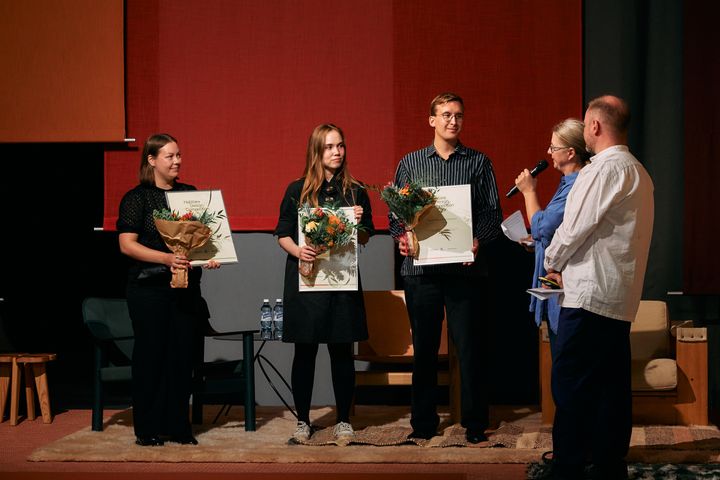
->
xmin=274 ymin=176 xmax=374 ymax=344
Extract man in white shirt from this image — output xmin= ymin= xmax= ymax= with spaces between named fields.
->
xmin=541 ymin=95 xmax=654 ymax=480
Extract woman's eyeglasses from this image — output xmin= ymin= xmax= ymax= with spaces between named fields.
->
xmin=549 ymin=144 xmax=571 ymax=153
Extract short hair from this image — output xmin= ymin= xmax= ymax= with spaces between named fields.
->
xmin=553 ymin=118 xmax=591 ymax=165
xmin=587 ymin=95 xmax=631 ymax=134
xmin=430 ymin=92 xmax=464 ymax=116
xmin=139 ymin=133 xmax=178 ymax=186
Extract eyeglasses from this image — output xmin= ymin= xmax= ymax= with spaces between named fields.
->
xmin=437 ymin=113 xmax=464 ymax=123
xmin=548 ymin=144 xmax=571 ymax=153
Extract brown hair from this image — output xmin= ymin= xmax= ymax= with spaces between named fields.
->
xmin=300 ymin=124 xmax=360 ymax=207
xmin=139 ymin=133 xmax=178 ymax=186
xmin=429 ymin=92 xmax=464 ymax=116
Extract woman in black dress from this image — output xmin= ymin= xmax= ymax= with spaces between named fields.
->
xmin=275 ymin=124 xmax=374 ymax=442
xmin=117 ymin=133 xmax=219 ymax=446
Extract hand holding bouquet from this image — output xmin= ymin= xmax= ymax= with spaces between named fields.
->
xmin=378 ymin=181 xmax=437 ymax=257
xmin=298 ymin=204 xmax=358 ymax=277
xmin=153 ymin=208 xmax=222 ymax=288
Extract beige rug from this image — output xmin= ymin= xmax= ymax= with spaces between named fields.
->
xmin=28 ymin=405 xmax=720 ymax=464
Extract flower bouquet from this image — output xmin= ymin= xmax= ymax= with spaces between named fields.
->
xmin=152 ymin=208 xmax=222 ymax=288
xmin=298 ymin=204 xmax=358 ymax=277
xmin=379 ymin=181 xmax=437 ymax=257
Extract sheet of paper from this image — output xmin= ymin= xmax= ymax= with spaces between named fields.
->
xmin=526 ymin=288 xmax=564 ymax=301
xmin=413 ymin=184 xmax=475 ymax=266
xmin=165 ymin=190 xmax=238 ymax=265
xmin=502 ymin=210 xmax=532 ymax=244
xmin=298 ymin=207 xmax=358 ymax=292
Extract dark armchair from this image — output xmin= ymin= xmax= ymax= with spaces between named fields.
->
xmin=82 ymin=297 xmax=257 ymax=432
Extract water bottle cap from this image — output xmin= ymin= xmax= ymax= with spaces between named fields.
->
xmin=263 ymin=298 xmax=270 ymax=303
xmin=276 ymin=299 xmax=282 ymax=303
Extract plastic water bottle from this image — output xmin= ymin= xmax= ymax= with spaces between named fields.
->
xmin=273 ymin=299 xmax=284 ymax=341
xmin=260 ymin=299 xmax=273 ymax=340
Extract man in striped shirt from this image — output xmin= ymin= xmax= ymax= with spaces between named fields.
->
xmin=389 ymin=92 xmax=503 ymax=444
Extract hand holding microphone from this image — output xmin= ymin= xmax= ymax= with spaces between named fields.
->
xmin=506 ymin=159 xmax=549 ymax=198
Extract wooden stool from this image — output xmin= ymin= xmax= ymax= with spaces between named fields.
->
xmin=11 ymin=353 xmax=57 ymax=425
xmin=0 ymin=353 xmax=26 ymax=422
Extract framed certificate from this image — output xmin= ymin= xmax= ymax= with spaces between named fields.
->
xmin=413 ymin=184 xmax=474 ymax=266
xmin=298 ymin=206 xmax=358 ymax=292
xmin=165 ymin=190 xmax=238 ymax=265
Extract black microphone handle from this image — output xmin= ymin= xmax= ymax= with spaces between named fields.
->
xmin=505 ymin=160 xmax=549 ymax=198
xmin=505 ymin=185 xmax=522 ymax=198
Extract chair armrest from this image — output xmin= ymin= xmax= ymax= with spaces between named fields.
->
xmin=674 ymin=326 xmax=707 ymax=343
xmin=94 ymin=335 xmax=134 ymax=343
xmin=211 ymin=329 xmax=259 ymax=337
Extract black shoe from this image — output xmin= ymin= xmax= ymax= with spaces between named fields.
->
xmin=169 ymin=434 xmax=199 ymax=445
xmin=135 ymin=436 xmax=164 ymax=447
xmin=465 ymin=430 xmax=488 ymax=444
xmin=408 ymin=430 xmax=436 ymax=440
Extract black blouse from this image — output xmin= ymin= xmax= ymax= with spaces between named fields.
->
xmin=117 ymin=182 xmax=201 ymax=285
xmin=275 ymin=176 xmax=375 ymax=240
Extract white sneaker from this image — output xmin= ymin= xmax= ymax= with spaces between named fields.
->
xmin=333 ymin=421 xmax=354 ymax=438
xmin=293 ymin=421 xmax=311 ymax=442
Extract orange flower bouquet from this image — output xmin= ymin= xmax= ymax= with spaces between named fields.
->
xmin=379 ymin=181 xmax=437 ymax=257
xmin=152 ymin=208 xmax=222 ymax=288
xmin=298 ymin=204 xmax=358 ymax=278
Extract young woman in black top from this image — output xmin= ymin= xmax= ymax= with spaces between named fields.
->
xmin=275 ymin=124 xmax=374 ymax=442
xmin=117 ymin=133 xmax=219 ymax=446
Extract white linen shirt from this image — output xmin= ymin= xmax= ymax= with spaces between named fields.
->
xmin=544 ymin=145 xmax=654 ymax=322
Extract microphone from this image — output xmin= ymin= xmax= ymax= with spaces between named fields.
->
xmin=506 ymin=159 xmax=549 ymax=198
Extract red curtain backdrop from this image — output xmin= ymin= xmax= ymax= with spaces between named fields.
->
xmin=104 ymin=0 xmax=582 ymax=231
xmin=683 ymin=1 xmax=720 ymax=294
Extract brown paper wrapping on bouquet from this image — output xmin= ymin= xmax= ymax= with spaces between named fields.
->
xmin=154 ymin=219 xmax=212 ymax=288
xmin=404 ymin=202 xmax=434 ymax=258
xmin=299 ymin=241 xmax=330 ymax=278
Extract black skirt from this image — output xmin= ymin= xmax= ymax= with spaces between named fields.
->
xmin=281 ymin=256 xmax=369 ymax=343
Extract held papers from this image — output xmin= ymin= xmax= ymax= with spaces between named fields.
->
xmin=526 ymin=288 xmax=563 ymax=300
xmin=501 ymin=210 xmax=533 ymax=245
xmin=298 ymin=207 xmax=358 ymax=292
xmin=165 ymin=190 xmax=238 ymax=266
xmin=413 ymin=184 xmax=475 ymax=266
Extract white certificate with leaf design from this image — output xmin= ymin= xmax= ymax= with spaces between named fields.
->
xmin=413 ymin=184 xmax=474 ymax=266
xmin=165 ymin=190 xmax=238 ymax=265
xmin=298 ymin=207 xmax=358 ymax=292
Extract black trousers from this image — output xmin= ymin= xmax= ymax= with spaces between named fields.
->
xmin=291 ymin=342 xmax=355 ymax=424
xmin=551 ymin=307 xmax=632 ymax=470
xmin=127 ymin=284 xmax=196 ymax=438
xmin=403 ymin=274 xmax=489 ymax=434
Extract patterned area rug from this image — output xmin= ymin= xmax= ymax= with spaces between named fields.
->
xmin=28 ymin=405 xmax=720 ymax=465
xmin=527 ymin=462 xmax=720 ymax=479
xmin=293 ymin=420 xmax=553 ymax=449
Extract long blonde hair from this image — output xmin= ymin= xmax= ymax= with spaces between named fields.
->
xmin=300 ymin=124 xmax=360 ymax=206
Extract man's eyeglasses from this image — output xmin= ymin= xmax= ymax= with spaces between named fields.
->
xmin=437 ymin=113 xmax=464 ymax=123
xmin=549 ymin=144 xmax=571 ymax=153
